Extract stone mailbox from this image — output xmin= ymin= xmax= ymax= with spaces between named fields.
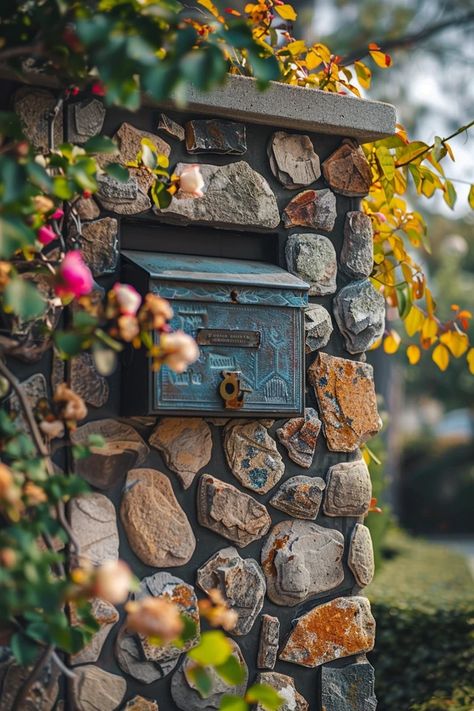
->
xmin=121 ymin=251 xmax=309 ymax=417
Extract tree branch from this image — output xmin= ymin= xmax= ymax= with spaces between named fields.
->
xmin=11 ymin=644 xmax=54 ymax=711
xmin=0 ymin=43 xmax=43 ymax=63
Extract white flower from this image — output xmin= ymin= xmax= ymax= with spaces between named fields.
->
xmin=179 ymin=164 xmax=205 ymax=197
xmin=92 ymin=560 xmax=133 ymax=604
xmin=113 ymin=282 xmax=142 ymax=316
xmin=161 ymin=331 xmax=199 ymax=373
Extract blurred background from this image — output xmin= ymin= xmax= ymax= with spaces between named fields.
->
xmin=292 ymin=1 xmax=474 ymax=709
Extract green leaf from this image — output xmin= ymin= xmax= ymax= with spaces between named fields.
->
xmin=0 ymin=216 xmax=36 ymax=257
xmin=54 ymin=331 xmax=85 ymax=357
xmin=246 ymin=684 xmax=282 ymax=711
xmin=0 ymin=111 xmax=24 ymax=140
xmin=180 ymin=615 xmax=198 ymax=643
xmin=220 ymin=696 xmax=248 ymax=711
xmin=73 ymin=310 xmax=99 ymax=329
xmin=140 ymin=140 xmax=158 ymax=170
xmin=246 ymin=48 xmax=281 ymax=88
xmin=188 ymin=631 xmax=232 ymax=666
xmin=0 ymin=157 xmax=26 ymax=204
xmin=151 ymin=181 xmax=172 ymax=208
xmin=52 ymin=176 xmax=75 ymax=200
xmin=443 ymin=179 xmax=457 ymax=209
xmin=83 ymin=135 xmax=117 ymax=154
xmin=4 ymin=278 xmax=46 ymax=320
xmin=26 ymin=162 xmax=53 ymax=192
xmin=87 ymin=434 xmax=105 ymax=448
xmin=105 ymin=163 xmax=129 ymax=182
xmin=215 ymin=654 xmax=246 ymax=686
xmin=186 ymin=665 xmax=213 ymax=697
xmin=10 ymin=632 xmax=40 ymax=666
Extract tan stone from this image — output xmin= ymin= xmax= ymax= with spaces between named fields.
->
xmin=308 ymin=353 xmax=381 ymax=452
xmin=0 ymin=658 xmax=59 ymax=710
xmin=121 ymin=468 xmax=196 ymax=567
xmin=279 ymin=596 xmax=376 ymax=667
xmin=275 ymin=408 xmax=321 ymax=468
xmin=282 ymin=188 xmax=336 ymax=231
xmin=149 ymin=418 xmax=212 ymax=488
xmin=69 ymin=493 xmax=119 ymax=565
xmin=257 ymin=672 xmax=308 ymax=711
xmin=74 ymin=196 xmax=101 ymax=221
xmin=158 ymin=112 xmax=185 ymax=141
xmin=124 ymin=698 xmax=159 ymax=711
xmin=224 ymin=420 xmax=284 ymax=494
xmin=324 ymin=459 xmax=372 ymax=517
xmin=68 ymin=216 xmax=119 ymax=277
xmin=70 ymin=598 xmax=119 ymax=665
xmin=322 ymin=139 xmax=372 ymax=197
xmin=14 ymin=88 xmax=63 ymax=152
xmin=349 ymin=523 xmax=375 ymax=587
xmin=52 ymin=351 xmax=109 ymax=408
xmin=268 ymin=131 xmax=321 ymax=188
xmin=73 ymin=665 xmax=126 ymax=711
xmin=107 ymin=122 xmax=171 ymax=193
xmin=269 ymin=475 xmax=325 ymax=520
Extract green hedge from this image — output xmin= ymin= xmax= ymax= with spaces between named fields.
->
xmin=366 ymin=532 xmax=474 ymax=711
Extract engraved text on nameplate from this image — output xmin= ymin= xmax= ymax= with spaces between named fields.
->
xmin=197 ymin=329 xmax=261 ymax=348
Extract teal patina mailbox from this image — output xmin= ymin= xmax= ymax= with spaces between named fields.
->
xmin=121 ymin=251 xmax=309 ymax=417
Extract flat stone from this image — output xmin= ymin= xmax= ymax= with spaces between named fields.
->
xmin=70 ymin=598 xmax=119 ymax=665
xmin=124 ymin=698 xmax=159 ymax=711
xmin=8 ymin=373 xmax=47 ymax=427
xmin=96 ymin=174 xmax=151 ymax=215
xmin=136 ymin=572 xmax=200 ymax=662
xmin=155 ymin=161 xmax=280 ymax=230
xmin=349 ymin=523 xmax=375 ymax=587
xmin=74 ymin=195 xmax=101 ymax=221
xmin=110 ymin=122 xmax=171 ymax=193
xmin=71 ymin=419 xmax=149 ymax=489
xmin=14 ymin=87 xmax=63 ymax=152
xmin=304 ymin=304 xmax=333 ymax=352
xmin=261 ymin=520 xmax=344 ymax=606
xmin=321 ymin=661 xmax=377 ymax=711
xmin=308 ymin=353 xmax=382 ymax=452
xmin=185 ymin=119 xmax=246 ymax=154
xmin=322 ymin=139 xmax=372 ymax=197
xmin=171 ymin=639 xmax=248 ymax=710
xmin=121 ymin=468 xmax=196 ymax=567
xmin=279 ymin=596 xmax=376 ymax=667
xmin=115 ymin=625 xmax=178 ymax=683
xmin=275 ymin=408 xmax=322 ymax=468
xmin=68 ymin=217 xmax=119 ymax=277
xmin=257 ymin=615 xmax=280 ymax=670
xmin=52 ymin=351 xmax=109 ymax=408
xmin=285 ymin=233 xmax=337 ymax=296
xmin=149 ymin=418 xmax=212 ymax=489
xmin=69 ymin=493 xmax=119 ymax=565
xmin=0 ymin=658 xmax=59 ymax=710
xmin=270 ymin=475 xmax=325 ymax=519
xmin=73 ymin=665 xmax=126 ymax=711
xmin=282 ymin=189 xmax=336 ymax=231
xmin=333 ymin=280 xmax=385 ymax=354
xmin=197 ymin=547 xmax=265 ymax=635
xmin=198 ymin=474 xmax=271 ymax=547
xmin=268 ymin=131 xmax=320 ymax=188
xmin=257 ymin=673 xmax=308 ymax=711
xmin=224 ymin=420 xmax=284 ymax=494
xmin=341 ymin=211 xmax=374 ymax=279
xmin=158 ymin=112 xmax=185 ymax=141
xmin=324 ymin=460 xmax=372 ymax=517
xmin=68 ymin=98 xmax=106 ymax=143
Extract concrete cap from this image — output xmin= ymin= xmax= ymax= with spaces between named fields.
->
xmin=155 ymin=75 xmax=396 ymax=143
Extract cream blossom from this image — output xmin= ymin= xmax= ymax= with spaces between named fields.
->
xmin=118 ymin=314 xmax=140 ymax=342
xmin=54 ymin=383 xmax=88 ymax=423
xmin=125 ymin=596 xmax=183 ymax=641
xmin=112 ymin=282 xmax=142 ymax=316
xmin=39 ymin=419 xmax=65 ymax=440
xmin=92 ymin=560 xmax=134 ymax=604
xmin=179 ymin=164 xmax=205 ymax=197
xmin=161 ymin=331 xmax=199 ymax=373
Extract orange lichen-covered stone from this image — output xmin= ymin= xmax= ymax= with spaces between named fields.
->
xmin=322 ymin=139 xmax=372 ymax=197
xmin=279 ymin=596 xmax=375 ymax=668
xmin=307 ymin=353 xmax=381 ymax=452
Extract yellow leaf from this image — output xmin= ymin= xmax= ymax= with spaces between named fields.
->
xmin=274 ymin=4 xmax=297 ymax=21
xmin=444 ymin=142 xmax=455 ymax=161
xmin=354 ymin=61 xmax=372 ymax=89
xmin=384 ymin=330 xmax=401 ymax=354
xmin=362 ymin=447 xmax=371 ymax=466
xmin=422 ymin=316 xmax=438 ymax=340
xmin=404 ymin=306 xmax=424 ymax=337
xmin=467 ymin=348 xmax=474 ymax=375
xmin=406 ymin=344 xmax=421 ymax=365
xmin=425 ymin=287 xmax=435 ymax=317
xmin=432 ymin=343 xmax=450 ymax=371
xmin=468 ymin=185 xmax=474 ymax=209
xmin=368 ymin=43 xmax=393 ymax=68
xmin=440 ymin=330 xmax=469 ymax=358
xmin=312 ymin=43 xmax=331 ymax=62
xmin=286 ymin=40 xmax=306 ymax=55
xmin=198 ymin=0 xmax=219 ymax=17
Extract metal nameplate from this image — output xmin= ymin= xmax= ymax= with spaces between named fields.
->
xmin=197 ymin=329 xmax=261 ymax=348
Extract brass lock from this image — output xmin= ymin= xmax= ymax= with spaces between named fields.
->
xmin=219 ymin=371 xmax=251 ymax=410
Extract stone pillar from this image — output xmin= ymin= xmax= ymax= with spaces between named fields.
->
xmin=7 ymin=76 xmax=395 ymax=710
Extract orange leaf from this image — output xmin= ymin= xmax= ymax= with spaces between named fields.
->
xmin=432 ymin=343 xmax=450 ymax=371
xmin=406 ymin=345 xmax=421 ymax=365
xmin=369 ymin=43 xmax=393 ymax=68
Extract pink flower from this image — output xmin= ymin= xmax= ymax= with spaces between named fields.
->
xmin=161 ymin=331 xmax=199 ymax=373
xmin=38 ymin=225 xmax=57 ymax=246
xmin=113 ymin=282 xmax=142 ymax=316
xmin=55 ymin=251 xmax=93 ymax=298
xmin=179 ymin=165 xmax=205 ymax=197
xmin=51 ymin=208 xmax=64 ymax=220
xmin=91 ymin=82 xmax=106 ymax=96
xmin=373 ymin=211 xmax=387 ymax=223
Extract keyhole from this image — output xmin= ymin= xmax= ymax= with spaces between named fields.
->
xmin=230 ymin=289 xmax=239 ymax=303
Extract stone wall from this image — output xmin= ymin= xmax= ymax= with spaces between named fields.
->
xmin=3 ymin=77 xmax=396 ymax=710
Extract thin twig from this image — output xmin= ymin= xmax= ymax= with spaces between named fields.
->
xmin=51 ymin=650 xmax=77 ymax=679
xmin=11 ymin=644 xmax=54 ymax=711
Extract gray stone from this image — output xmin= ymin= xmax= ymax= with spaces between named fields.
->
xmin=124 ymin=698 xmax=160 ymax=711
xmin=136 ymin=572 xmax=200 ymax=662
xmin=257 ymin=615 xmax=280 ymax=670
xmin=68 ymin=217 xmax=119 ymax=276
xmin=13 ymin=87 xmax=63 ymax=152
xmin=198 ymin=474 xmax=271 ymax=547
xmin=154 ymin=161 xmax=280 ymax=230
xmin=261 ymin=520 xmax=344 ymax=606
xmin=349 ymin=523 xmax=375 ymax=587
xmin=74 ymin=195 xmax=101 ymax=221
xmin=73 ymin=665 xmax=126 ymax=711
xmin=96 ymin=174 xmax=151 ymax=215
xmin=0 ymin=657 xmax=59 ymax=710
xmin=257 ymin=672 xmax=308 ymax=711
xmin=304 ymin=304 xmax=333 ymax=352
xmin=71 ymin=419 xmax=149 ymax=489
xmin=171 ymin=639 xmax=248 ymax=710
xmin=321 ymin=661 xmax=377 ymax=711
xmin=279 ymin=596 xmax=376 ymax=668
xmin=52 ymin=351 xmax=109 ymax=408
xmin=8 ymin=373 xmax=47 ymax=426
xmin=224 ymin=420 xmax=284 ymax=494
xmin=270 ymin=475 xmax=326 ymax=520
xmin=121 ymin=468 xmax=196 ymax=567
xmin=185 ymin=119 xmax=246 ymax=154
xmin=197 ymin=547 xmax=265 ymax=635
xmin=115 ymin=624 xmax=179 ymax=683
xmin=324 ymin=460 xmax=372 ymax=517
xmin=341 ymin=211 xmax=374 ymax=279
xmin=322 ymin=139 xmax=372 ymax=197
xmin=149 ymin=418 xmax=212 ymax=489
xmin=158 ymin=112 xmax=185 ymax=141
xmin=69 ymin=493 xmax=119 ymax=565
xmin=285 ymin=233 xmax=337 ymax=296
xmin=68 ymin=98 xmax=106 ymax=143
xmin=70 ymin=598 xmax=119 ymax=665
xmin=282 ymin=189 xmax=336 ymax=231
xmin=276 ymin=408 xmax=322 ymax=468
xmin=268 ymin=131 xmax=320 ymax=188
xmin=333 ymin=280 xmax=385 ymax=354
